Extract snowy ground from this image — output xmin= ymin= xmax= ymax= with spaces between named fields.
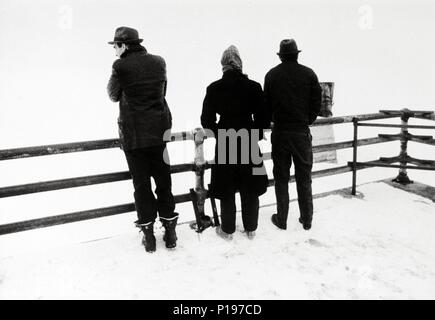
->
xmin=1 ymin=180 xmax=434 ymax=300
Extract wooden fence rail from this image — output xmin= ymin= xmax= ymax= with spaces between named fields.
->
xmin=0 ymin=164 xmax=370 ymax=235
xmin=0 ymin=112 xmax=399 ymax=161
xmin=2 ymin=110 xmax=431 ymax=236
xmin=350 ymin=110 xmax=435 ymax=193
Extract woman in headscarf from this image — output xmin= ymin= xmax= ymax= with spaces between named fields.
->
xmin=201 ymin=45 xmax=269 ymax=240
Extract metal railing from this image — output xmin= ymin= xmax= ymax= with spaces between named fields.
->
xmin=0 ymin=110 xmax=421 ymax=235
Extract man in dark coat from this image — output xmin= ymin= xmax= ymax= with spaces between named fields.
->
xmin=264 ymin=39 xmax=321 ymax=231
xmin=201 ymin=45 xmax=269 ymax=240
xmin=107 ymin=26 xmax=178 ymax=252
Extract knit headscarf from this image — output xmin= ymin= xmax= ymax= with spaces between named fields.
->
xmin=221 ymin=45 xmax=243 ymax=73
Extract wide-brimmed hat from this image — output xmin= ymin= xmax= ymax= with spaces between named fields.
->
xmin=108 ymin=26 xmax=143 ymax=45
xmin=277 ymin=39 xmax=301 ymax=55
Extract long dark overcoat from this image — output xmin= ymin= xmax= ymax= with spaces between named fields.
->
xmin=107 ymin=46 xmax=172 ymax=150
xmin=201 ymin=70 xmax=269 ymax=199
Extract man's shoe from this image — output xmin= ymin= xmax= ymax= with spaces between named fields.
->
xmin=161 ymin=214 xmax=179 ymax=249
xmin=299 ymin=217 xmax=312 ymax=230
xmin=271 ymin=214 xmax=286 ymax=230
xmin=136 ymin=221 xmax=156 ymax=253
xmin=216 ymin=226 xmax=233 ymax=240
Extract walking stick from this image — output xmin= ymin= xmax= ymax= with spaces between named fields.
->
xmin=208 ymin=184 xmax=220 ymax=227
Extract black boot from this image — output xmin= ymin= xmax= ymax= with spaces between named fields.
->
xmin=299 ymin=217 xmax=312 ymax=230
xmin=271 ymin=214 xmax=287 ymax=230
xmin=136 ymin=221 xmax=156 ymax=253
xmin=161 ymin=215 xmax=178 ymax=249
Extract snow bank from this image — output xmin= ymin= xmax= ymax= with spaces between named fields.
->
xmin=0 ymin=181 xmax=434 ymax=300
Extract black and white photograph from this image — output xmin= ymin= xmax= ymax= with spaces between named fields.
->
xmin=0 ymin=0 xmax=434 ymax=303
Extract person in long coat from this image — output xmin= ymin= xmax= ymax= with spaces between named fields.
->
xmin=107 ymin=27 xmax=178 ymax=253
xmin=201 ymin=45 xmax=269 ymax=239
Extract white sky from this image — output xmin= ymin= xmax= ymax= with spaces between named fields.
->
xmin=1 ymin=0 xmax=435 ymax=148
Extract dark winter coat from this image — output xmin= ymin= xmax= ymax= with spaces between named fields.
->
xmin=264 ymin=61 xmax=322 ymax=132
xmin=107 ymin=46 xmax=172 ymax=150
xmin=201 ymin=70 xmax=269 ymax=199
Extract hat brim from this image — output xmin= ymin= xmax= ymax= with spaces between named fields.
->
xmin=108 ymin=39 xmax=143 ymax=45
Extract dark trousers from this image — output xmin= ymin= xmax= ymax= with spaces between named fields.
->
xmin=220 ymin=192 xmax=259 ymax=234
xmin=124 ymin=144 xmax=176 ymax=224
xmin=271 ymin=130 xmax=313 ymax=227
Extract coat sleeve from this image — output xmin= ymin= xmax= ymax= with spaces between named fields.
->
xmin=160 ymin=57 xmax=168 ymax=97
xmin=252 ymin=83 xmax=268 ymax=140
xmin=200 ymin=87 xmax=218 ymax=136
xmin=309 ymin=72 xmax=322 ymax=125
xmin=263 ymin=73 xmax=273 ymax=128
xmin=107 ymin=61 xmax=122 ymax=102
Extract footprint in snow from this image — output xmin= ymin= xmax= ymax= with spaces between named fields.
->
xmin=306 ymin=239 xmax=328 ymax=248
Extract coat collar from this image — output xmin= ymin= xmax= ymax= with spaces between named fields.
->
xmin=222 ymin=69 xmax=247 ymax=79
xmin=121 ymin=45 xmax=147 ymax=58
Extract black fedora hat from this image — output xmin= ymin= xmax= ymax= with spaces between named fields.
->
xmin=277 ymin=39 xmax=301 ymax=55
xmin=108 ymin=26 xmax=143 ymax=45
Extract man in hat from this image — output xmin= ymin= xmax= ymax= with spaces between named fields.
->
xmin=107 ymin=26 xmax=178 ymax=253
xmin=264 ymin=39 xmax=322 ymax=231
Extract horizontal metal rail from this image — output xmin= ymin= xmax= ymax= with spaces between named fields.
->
xmin=0 ymin=164 xmax=369 ymax=236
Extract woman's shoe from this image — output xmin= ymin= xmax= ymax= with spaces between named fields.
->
xmin=216 ymin=226 xmax=233 ymax=240
xmin=246 ymin=231 xmax=256 ymax=240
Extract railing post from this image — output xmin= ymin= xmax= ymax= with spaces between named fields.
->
xmin=194 ymin=128 xmax=207 ymax=209
xmin=351 ymin=118 xmax=358 ymax=195
xmin=393 ymin=109 xmax=413 ymax=184
xmin=190 ymin=128 xmax=212 ymax=232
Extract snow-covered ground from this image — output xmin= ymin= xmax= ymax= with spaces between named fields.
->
xmin=0 ymin=180 xmax=434 ymax=300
